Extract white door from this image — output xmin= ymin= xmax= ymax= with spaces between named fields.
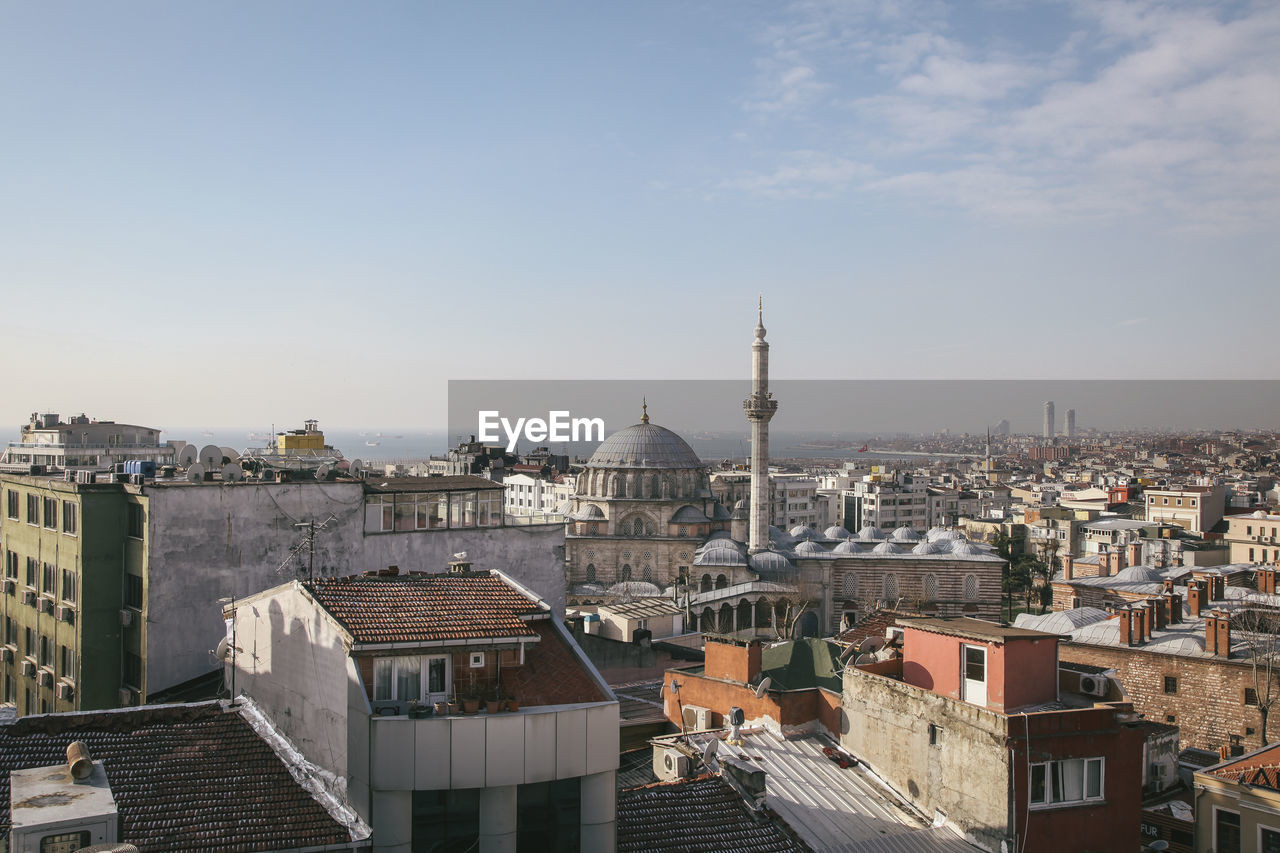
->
xmin=962 ymin=645 xmax=987 ymax=707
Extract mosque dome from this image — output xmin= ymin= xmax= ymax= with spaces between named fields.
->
xmin=586 ymin=422 xmax=702 ymax=470
xmin=749 ymin=550 xmax=797 ymax=579
xmin=794 ymin=540 xmax=830 ymax=557
xmin=872 ymin=541 xmax=904 ymax=555
xmin=856 ymin=525 xmax=886 ymax=540
xmin=890 ymin=525 xmax=920 ymax=542
xmin=912 ymin=540 xmax=944 ymax=555
xmin=824 ymin=525 xmax=852 ymax=540
xmin=833 ymin=540 xmax=865 ymax=555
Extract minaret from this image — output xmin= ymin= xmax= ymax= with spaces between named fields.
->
xmin=744 ymin=297 xmax=777 ymax=554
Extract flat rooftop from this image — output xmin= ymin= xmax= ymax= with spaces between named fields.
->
xmin=898 ymin=616 xmax=1063 ymax=643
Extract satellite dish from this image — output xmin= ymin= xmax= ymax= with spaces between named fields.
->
xmin=186 ymin=463 xmax=205 ymax=483
xmin=219 ymin=447 xmax=240 ymax=463
xmin=702 ymin=737 xmax=720 ymax=768
xmin=199 ymin=444 xmax=223 ymax=467
xmin=350 ymin=458 xmax=363 ymax=476
xmin=857 ymin=636 xmax=885 ymax=654
xmin=215 ymin=637 xmax=231 ymax=661
xmin=222 ymin=463 xmax=242 ymax=482
xmin=315 ymin=464 xmax=329 ymax=481
xmin=753 ymin=677 xmax=772 ymax=699
xmin=855 ymin=653 xmax=875 ymax=665
xmin=177 ymin=445 xmax=198 ymax=466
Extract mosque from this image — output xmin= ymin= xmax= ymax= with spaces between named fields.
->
xmin=564 ymin=301 xmax=1005 ymax=637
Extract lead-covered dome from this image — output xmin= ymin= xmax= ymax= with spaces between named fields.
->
xmin=586 ymin=422 xmax=702 ymax=469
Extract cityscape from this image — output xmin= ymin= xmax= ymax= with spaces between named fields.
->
xmin=3 ymin=3 xmax=1277 ymax=853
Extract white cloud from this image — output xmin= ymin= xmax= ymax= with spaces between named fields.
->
xmin=719 ymin=151 xmax=876 ymax=198
xmin=726 ymin=0 xmax=1280 ymax=230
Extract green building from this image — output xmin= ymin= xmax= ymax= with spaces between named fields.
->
xmin=1 ymin=474 xmax=149 ymax=715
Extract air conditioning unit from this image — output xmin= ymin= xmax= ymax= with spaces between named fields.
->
xmin=653 ymin=744 xmax=692 ymax=781
xmin=21 ymin=588 xmax=37 ymax=606
xmin=682 ymin=705 xmax=713 ymax=731
xmin=1 ymin=644 xmax=14 ymax=662
xmin=36 ymin=595 xmax=54 ymax=614
xmin=20 ymin=658 xmax=36 ymax=677
xmin=56 ymin=681 xmax=74 ymax=701
xmin=1079 ymin=675 xmax=1109 ymax=697
xmin=37 ymin=668 xmax=53 ymax=687
xmin=55 ymin=605 xmax=74 ymax=624
xmin=118 ymin=688 xmax=137 ymax=707
xmin=119 ymin=609 xmax=134 ymax=627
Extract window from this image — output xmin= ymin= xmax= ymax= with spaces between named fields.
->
xmin=841 ymin=574 xmax=857 ymax=599
xmin=1246 ymin=688 xmax=1259 ymax=706
xmin=585 ymin=563 xmax=596 ymax=583
xmin=60 ymin=645 xmax=72 ymax=678
xmin=374 ymin=655 xmax=449 ymax=702
xmin=4 ymin=551 xmax=17 ymax=580
xmin=964 ymin=574 xmax=979 ymax=601
xmin=124 ymin=652 xmax=142 ymax=689
xmin=1261 ymin=826 xmax=1280 ymax=853
xmin=61 ymin=570 xmax=76 ymax=603
xmin=1215 ymin=808 xmax=1241 ymax=853
xmin=470 ymin=652 xmax=485 ymax=668
xmin=923 ymin=573 xmax=939 ymax=600
xmin=1164 ymin=676 xmax=1177 ymax=694
xmin=25 ymin=557 xmax=37 ymax=587
xmin=60 ymin=501 xmax=77 ymax=535
xmin=449 ymin=491 xmax=477 ymax=528
xmin=39 ymin=831 xmax=91 ymax=853
xmin=26 ymin=494 xmax=39 ymax=524
xmin=5 ymin=490 xmax=17 ymax=519
xmin=1030 ymin=757 xmax=1104 ymax=808
xmin=928 ymin=723 xmax=943 ymax=747
xmin=42 ymin=497 xmax=57 ymax=530
xmin=41 ymin=563 xmax=54 ymax=594
xmin=127 ymin=504 xmax=145 ymax=538
xmin=39 ymin=635 xmax=50 ymax=666
xmin=883 ymin=573 xmax=899 ymax=600
xmin=124 ymin=574 xmax=143 ymax=609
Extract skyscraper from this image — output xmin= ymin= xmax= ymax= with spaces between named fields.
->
xmin=1043 ymin=401 xmax=1055 ymax=440
xmin=744 ymin=297 xmax=777 ymax=554
xmin=1065 ymin=408 xmax=1076 ymax=439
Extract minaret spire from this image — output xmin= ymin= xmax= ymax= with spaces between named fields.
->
xmin=744 ymin=297 xmax=778 ymax=554
xmin=641 ymin=397 xmax=649 ymax=424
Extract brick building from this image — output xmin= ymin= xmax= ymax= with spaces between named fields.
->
xmin=1021 ymin=564 xmax=1280 ymax=752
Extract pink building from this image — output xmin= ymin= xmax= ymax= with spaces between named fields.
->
xmin=901 ymin=617 xmax=1060 ymax=711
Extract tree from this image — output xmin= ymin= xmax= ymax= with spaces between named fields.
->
xmin=1233 ymin=608 xmax=1280 ymax=747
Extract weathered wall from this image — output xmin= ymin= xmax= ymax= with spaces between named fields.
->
xmin=1059 ymin=640 xmax=1264 ymax=751
xmin=841 ymin=666 xmax=1014 ymax=852
xmin=143 ymin=481 xmax=565 ymax=692
xmin=227 ymin=583 xmax=352 ymax=782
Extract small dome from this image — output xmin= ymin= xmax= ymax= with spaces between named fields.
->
xmin=856 ymin=525 xmax=886 ymax=540
xmin=949 ymin=541 xmax=982 ymax=556
xmin=794 ymin=540 xmax=829 ymax=557
xmin=570 ymin=504 xmax=605 ymax=521
xmin=926 ymin=526 xmax=948 ymax=540
xmin=1113 ymin=566 xmax=1164 ymax=583
xmin=824 ymin=525 xmax=852 ymax=540
xmin=912 ymin=540 xmax=943 ymax=555
xmin=930 ymin=528 xmax=961 ymax=543
xmin=694 ymin=547 xmax=747 ymax=567
xmin=890 ymin=525 xmax=920 ymax=542
xmin=671 ymin=505 xmax=711 ymax=524
xmin=607 ymin=581 xmax=663 ymax=597
xmin=790 ymin=525 xmax=821 ymax=540
xmin=872 ymin=541 xmax=904 ymax=555
xmin=733 ymin=498 xmax=749 ymax=511
xmin=769 ymin=525 xmax=797 ymax=544
xmin=833 ymin=540 xmax=865 ymax=555
xmin=749 ymin=549 xmax=797 ymax=577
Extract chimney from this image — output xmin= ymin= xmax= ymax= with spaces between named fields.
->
xmin=1215 ymin=609 xmax=1231 ymax=657
xmin=1116 ymin=547 xmax=1128 ymax=573
xmin=1138 ymin=603 xmax=1151 ymax=643
xmin=705 ymin=638 xmax=763 ymax=685
xmin=1259 ymin=567 xmax=1273 ymax=595
xmin=1188 ymin=581 xmax=1204 ymax=618
xmin=1173 ymin=553 xmax=1184 ymax=567
xmin=1127 ymin=542 xmax=1142 ymax=567
xmin=1099 ymin=547 xmax=1112 ymax=578
xmin=1205 ymin=612 xmax=1218 ymax=654
xmin=1170 ymin=591 xmax=1183 ymax=623
xmin=1119 ymin=608 xmax=1134 ymax=647
xmin=1212 ymin=574 xmax=1226 ymax=601
xmin=1162 ymin=578 xmax=1175 ymax=594
xmin=1063 ymin=555 xmax=1074 ymax=581
xmin=1154 ymin=597 xmax=1168 ymax=631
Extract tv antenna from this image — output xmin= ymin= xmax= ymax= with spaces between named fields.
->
xmin=279 ymin=514 xmax=338 ymax=581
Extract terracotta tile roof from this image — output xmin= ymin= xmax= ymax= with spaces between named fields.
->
xmin=617 ymin=774 xmax=809 ymax=852
xmin=837 ymin=608 xmax=905 ymax=647
xmin=305 ymin=570 xmax=543 ymax=644
xmin=504 ymin=620 xmax=609 ymax=707
xmin=0 ymin=702 xmax=361 ymax=852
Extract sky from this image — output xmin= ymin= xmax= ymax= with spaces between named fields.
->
xmin=2 ymin=1 xmax=1277 ymax=431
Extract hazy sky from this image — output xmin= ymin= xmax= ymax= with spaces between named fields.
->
xmin=2 ymin=1 xmax=1277 ymax=430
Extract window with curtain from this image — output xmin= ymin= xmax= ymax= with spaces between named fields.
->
xmin=1029 ymin=757 xmax=1104 ymax=807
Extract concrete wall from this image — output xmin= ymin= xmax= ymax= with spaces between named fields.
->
xmin=226 ymin=584 xmax=353 ymax=782
xmin=842 ymin=666 xmax=1013 ymax=852
xmin=143 ymin=481 xmax=565 ymax=693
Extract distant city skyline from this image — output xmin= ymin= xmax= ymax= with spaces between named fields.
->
xmin=2 ymin=2 xmax=1277 ymax=427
